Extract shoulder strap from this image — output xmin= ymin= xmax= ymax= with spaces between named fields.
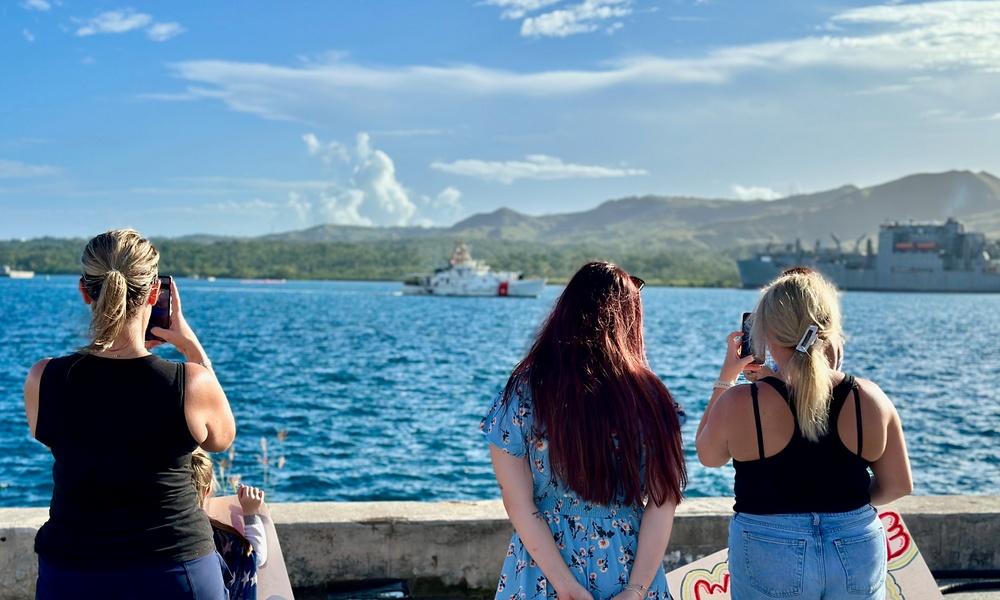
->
xmin=847 ymin=375 xmax=863 ymax=457
xmin=750 ymin=383 xmax=765 ymax=460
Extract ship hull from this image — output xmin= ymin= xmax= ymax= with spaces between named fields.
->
xmin=738 ymin=259 xmax=1000 ymax=293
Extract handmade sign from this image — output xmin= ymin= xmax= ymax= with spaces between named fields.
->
xmin=665 ymin=510 xmax=941 ymax=599
xmin=205 ymin=495 xmax=295 ymax=600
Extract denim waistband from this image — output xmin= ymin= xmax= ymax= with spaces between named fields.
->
xmin=733 ymin=504 xmax=878 ymax=534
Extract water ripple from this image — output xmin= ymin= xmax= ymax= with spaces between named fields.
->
xmin=1 ymin=277 xmax=997 ymax=506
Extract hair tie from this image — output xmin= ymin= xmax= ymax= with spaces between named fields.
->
xmin=795 ymin=325 xmax=819 ymax=353
xmin=106 ymin=269 xmax=122 ymax=277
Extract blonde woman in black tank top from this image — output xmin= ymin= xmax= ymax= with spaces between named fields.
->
xmin=695 ymin=269 xmax=913 ymax=600
xmin=23 ymin=229 xmax=236 ymax=600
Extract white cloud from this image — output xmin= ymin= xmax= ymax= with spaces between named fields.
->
xmin=23 ymin=29 xmax=35 ymax=42
xmin=147 ymin=22 xmax=185 ymax=42
xmin=76 ymin=10 xmax=153 ymax=36
xmin=484 ymin=0 xmax=632 ymax=37
xmin=20 ymin=0 xmax=50 ymax=11
xmin=302 ymin=133 xmax=350 ymax=165
xmin=295 ymin=133 xmax=420 ymax=226
xmin=731 ymin=185 xmax=782 ymax=201
xmin=75 ymin=9 xmax=185 ymax=41
xmin=484 ymin=0 xmax=563 ymax=20
xmin=164 ymin=0 xmax=1000 ymax=115
xmin=521 ymin=0 xmax=633 ymax=38
xmin=353 ymin=133 xmax=417 ymax=225
xmin=430 ymin=154 xmax=647 ymax=184
xmin=0 ymin=159 xmax=61 ymax=179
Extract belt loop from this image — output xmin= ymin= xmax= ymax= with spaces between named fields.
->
xmin=812 ymin=513 xmax=821 ymax=526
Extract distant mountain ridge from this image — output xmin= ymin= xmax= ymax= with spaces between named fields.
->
xmin=255 ymin=170 xmax=1000 ymax=251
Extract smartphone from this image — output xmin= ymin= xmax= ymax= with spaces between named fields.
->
xmin=740 ymin=311 xmax=765 ymax=364
xmin=145 ymin=275 xmax=172 ymax=341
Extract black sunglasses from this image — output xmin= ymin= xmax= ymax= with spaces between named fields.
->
xmin=630 ymin=275 xmax=645 ymax=291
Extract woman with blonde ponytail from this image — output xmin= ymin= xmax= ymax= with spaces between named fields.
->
xmin=23 ymin=229 xmax=235 ymax=600
xmin=696 ymin=269 xmax=913 ymax=600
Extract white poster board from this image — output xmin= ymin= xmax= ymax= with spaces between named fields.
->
xmin=665 ymin=509 xmax=941 ymax=599
xmin=205 ymin=496 xmax=295 ymax=600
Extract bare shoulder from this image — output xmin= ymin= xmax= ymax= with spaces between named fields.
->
xmin=26 ymin=358 xmax=52 ymax=383
xmin=853 ymin=376 xmax=897 ymax=423
xmin=24 ymin=358 xmax=52 ymax=399
xmin=713 ymin=384 xmax=754 ymax=417
xmin=184 ymin=362 xmax=223 ymax=401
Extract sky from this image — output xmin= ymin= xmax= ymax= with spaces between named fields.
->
xmin=3 ymin=0 xmax=1000 ymax=239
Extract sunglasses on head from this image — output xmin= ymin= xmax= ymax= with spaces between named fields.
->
xmin=630 ymin=276 xmax=645 ymax=291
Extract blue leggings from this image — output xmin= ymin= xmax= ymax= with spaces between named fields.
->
xmin=36 ymin=552 xmax=228 ymax=600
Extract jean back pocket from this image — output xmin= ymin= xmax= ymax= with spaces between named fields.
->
xmin=741 ymin=532 xmax=806 ymax=597
xmin=833 ymin=528 xmax=886 ymax=595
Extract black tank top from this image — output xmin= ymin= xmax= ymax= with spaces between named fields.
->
xmin=732 ymin=375 xmax=872 ymax=514
xmin=34 ymin=353 xmax=216 ymax=567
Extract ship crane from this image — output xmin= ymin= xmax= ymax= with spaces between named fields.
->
xmin=854 ymin=234 xmax=867 ymax=254
xmin=830 ymin=233 xmax=842 ymax=252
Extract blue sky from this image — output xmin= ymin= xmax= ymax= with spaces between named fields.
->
xmin=3 ymin=0 xmax=1000 ymax=239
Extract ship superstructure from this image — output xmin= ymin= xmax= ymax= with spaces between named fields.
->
xmin=737 ymin=219 xmax=1000 ymax=292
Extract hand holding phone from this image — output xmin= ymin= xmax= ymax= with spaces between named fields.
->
xmin=145 ymin=275 xmax=172 ymax=342
xmin=740 ymin=311 xmax=765 ymax=365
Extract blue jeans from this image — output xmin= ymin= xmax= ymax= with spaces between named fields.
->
xmin=36 ymin=552 xmax=229 ymax=600
xmin=728 ymin=505 xmax=886 ymax=599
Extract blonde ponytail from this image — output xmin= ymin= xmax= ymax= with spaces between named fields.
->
xmin=80 ymin=229 xmax=160 ymax=354
xmin=751 ymin=271 xmax=844 ymax=442
xmin=89 ymin=270 xmax=129 ymax=350
xmin=781 ymin=338 xmax=834 ymax=441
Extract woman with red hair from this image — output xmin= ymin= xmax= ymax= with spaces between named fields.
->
xmin=482 ymin=262 xmax=686 ymax=600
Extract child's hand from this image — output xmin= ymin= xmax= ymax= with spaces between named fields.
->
xmin=237 ymin=484 xmax=265 ymax=515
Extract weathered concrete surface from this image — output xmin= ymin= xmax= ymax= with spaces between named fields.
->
xmin=1 ymin=496 xmax=997 ymax=599
xmin=0 ymin=508 xmax=48 ymax=600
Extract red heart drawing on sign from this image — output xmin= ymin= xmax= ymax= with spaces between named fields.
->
xmin=879 ymin=510 xmax=910 ymax=561
xmin=693 ymin=573 xmax=730 ymax=600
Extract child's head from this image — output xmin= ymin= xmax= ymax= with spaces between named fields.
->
xmin=191 ymin=448 xmax=216 ymax=507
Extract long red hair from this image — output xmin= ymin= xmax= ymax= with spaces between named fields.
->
xmin=502 ymin=262 xmax=686 ymax=506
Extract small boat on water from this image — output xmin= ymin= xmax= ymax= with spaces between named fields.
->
xmin=1 ymin=265 xmax=35 ymax=279
xmin=402 ymin=242 xmax=546 ymax=297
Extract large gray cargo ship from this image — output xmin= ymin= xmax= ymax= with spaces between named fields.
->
xmin=737 ymin=218 xmax=1000 ymax=292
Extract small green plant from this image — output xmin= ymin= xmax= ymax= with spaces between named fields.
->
xmin=213 ymin=429 xmax=287 ymax=496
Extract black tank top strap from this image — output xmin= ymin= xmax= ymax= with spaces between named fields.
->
xmin=750 ymin=382 xmax=765 ymax=460
xmin=848 ymin=375 xmax=863 ymax=456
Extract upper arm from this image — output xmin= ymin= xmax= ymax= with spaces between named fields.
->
xmin=869 ymin=396 xmax=913 ymax=501
xmin=696 ymin=391 xmax=735 ymax=468
xmin=23 ymin=359 xmax=50 ymax=440
xmin=489 ymin=444 xmax=535 ymax=511
xmin=184 ymin=364 xmax=235 ymax=452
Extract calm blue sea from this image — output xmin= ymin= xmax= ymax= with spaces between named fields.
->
xmin=1 ymin=276 xmax=998 ymax=507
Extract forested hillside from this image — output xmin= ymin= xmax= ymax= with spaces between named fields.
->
xmin=0 ymin=237 xmax=738 ymax=287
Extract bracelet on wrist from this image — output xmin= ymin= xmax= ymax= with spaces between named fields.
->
xmin=713 ymin=379 xmax=734 ymax=389
xmin=623 ymin=588 xmax=643 ymax=599
xmin=198 ymin=358 xmax=213 ymax=370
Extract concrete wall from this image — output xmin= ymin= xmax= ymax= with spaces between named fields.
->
xmin=1 ymin=496 xmax=997 ymax=599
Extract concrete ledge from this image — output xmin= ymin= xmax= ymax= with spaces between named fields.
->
xmin=1 ymin=496 xmax=997 ymax=599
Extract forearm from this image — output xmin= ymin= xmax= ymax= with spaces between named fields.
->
xmin=627 ymin=500 xmax=677 ymax=590
xmin=503 ymin=497 xmax=578 ymax=592
xmin=868 ymin=474 xmax=912 ymax=507
xmin=243 ymin=514 xmax=268 ymax=566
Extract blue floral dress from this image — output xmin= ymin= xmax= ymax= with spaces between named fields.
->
xmin=481 ymin=377 xmax=672 ymax=600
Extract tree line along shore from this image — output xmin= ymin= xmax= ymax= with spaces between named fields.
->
xmin=0 ymin=237 xmax=740 ymax=287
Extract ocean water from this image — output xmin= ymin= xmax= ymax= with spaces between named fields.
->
xmin=1 ymin=276 xmax=997 ymax=507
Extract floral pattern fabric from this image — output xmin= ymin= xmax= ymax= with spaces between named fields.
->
xmin=481 ymin=377 xmax=671 ymax=600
